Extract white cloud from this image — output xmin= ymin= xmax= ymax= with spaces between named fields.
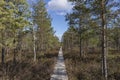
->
xmin=56 ymin=11 xmax=66 ymax=15
xmin=47 ymin=0 xmax=74 ymax=15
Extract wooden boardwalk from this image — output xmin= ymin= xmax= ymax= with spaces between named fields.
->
xmin=51 ymin=48 xmax=68 ymax=80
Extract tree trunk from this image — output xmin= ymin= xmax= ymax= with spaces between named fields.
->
xmin=1 ymin=31 xmax=5 ymax=65
xmin=13 ymin=39 xmax=17 ymax=64
xmin=13 ymin=48 xmax=16 ymax=64
xmin=2 ymin=47 xmax=5 ymax=65
xmin=70 ymin=33 xmax=73 ymax=51
xmin=33 ymin=27 xmax=36 ymax=62
xmin=79 ymin=33 xmax=82 ymax=57
xmin=79 ymin=17 xmax=82 ymax=58
xmin=101 ymin=0 xmax=108 ymax=79
xmin=79 ymin=23 xmax=82 ymax=57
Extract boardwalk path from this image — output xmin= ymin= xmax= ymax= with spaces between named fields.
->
xmin=51 ymin=47 xmax=68 ymax=80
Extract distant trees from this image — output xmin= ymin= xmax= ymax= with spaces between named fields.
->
xmin=63 ymin=0 xmax=120 ymax=79
xmin=32 ymin=0 xmax=60 ymax=61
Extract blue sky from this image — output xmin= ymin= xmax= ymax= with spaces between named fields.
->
xmin=28 ymin=0 xmax=74 ymax=40
xmin=49 ymin=13 xmax=68 ymax=39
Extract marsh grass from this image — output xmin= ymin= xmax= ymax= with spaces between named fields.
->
xmin=64 ymin=49 xmax=120 ymax=80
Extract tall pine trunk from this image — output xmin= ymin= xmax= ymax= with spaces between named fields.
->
xmin=1 ymin=47 xmax=5 ymax=65
xmin=79 ymin=20 xmax=82 ymax=57
xmin=79 ymin=33 xmax=82 ymax=57
xmin=13 ymin=39 xmax=16 ymax=64
xmin=101 ymin=0 xmax=108 ymax=79
xmin=33 ymin=26 xmax=36 ymax=62
xmin=1 ymin=31 xmax=5 ymax=65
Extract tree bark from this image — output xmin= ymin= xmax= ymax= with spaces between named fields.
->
xmin=2 ymin=47 xmax=5 ymax=65
xmin=79 ymin=20 xmax=82 ymax=57
xmin=33 ymin=27 xmax=36 ymax=62
xmin=1 ymin=31 xmax=5 ymax=65
xmin=101 ymin=0 xmax=108 ymax=79
xmin=79 ymin=33 xmax=82 ymax=57
xmin=13 ymin=39 xmax=16 ymax=64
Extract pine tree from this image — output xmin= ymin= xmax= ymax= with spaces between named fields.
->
xmin=32 ymin=0 xmax=60 ymax=61
xmin=0 ymin=0 xmax=30 ymax=64
xmin=66 ymin=0 xmax=91 ymax=57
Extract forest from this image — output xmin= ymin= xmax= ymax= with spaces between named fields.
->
xmin=62 ymin=0 xmax=120 ymax=80
xmin=0 ymin=0 xmax=120 ymax=80
xmin=0 ymin=0 xmax=60 ymax=80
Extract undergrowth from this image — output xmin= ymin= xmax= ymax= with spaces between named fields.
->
xmin=0 ymin=50 xmax=58 ymax=80
xmin=64 ymin=49 xmax=120 ymax=80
